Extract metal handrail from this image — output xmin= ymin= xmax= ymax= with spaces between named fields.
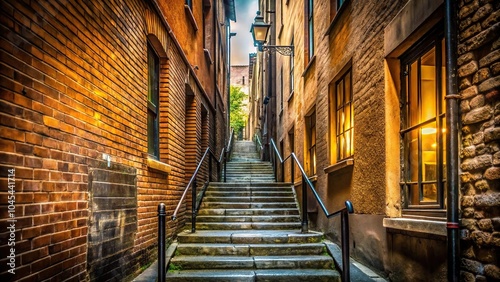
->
xmin=171 ymin=147 xmax=218 ymax=224
xmin=224 ymin=129 xmax=235 ymax=181
xmin=172 ymin=129 xmax=234 ymax=226
xmin=269 ymin=138 xmax=354 ymax=282
xmin=254 ymin=134 xmax=264 ymax=156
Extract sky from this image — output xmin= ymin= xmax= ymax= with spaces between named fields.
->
xmin=230 ymin=0 xmax=258 ymax=65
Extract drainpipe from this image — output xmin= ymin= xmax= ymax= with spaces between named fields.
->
xmin=444 ymin=0 xmax=460 ymax=281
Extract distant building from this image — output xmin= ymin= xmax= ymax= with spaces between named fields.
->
xmin=249 ymin=0 xmax=499 ymax=281
xmin=230 ymin=65 xmax=249 ymax=139
xmin=0 ymin=0 xmax=235 ymax=280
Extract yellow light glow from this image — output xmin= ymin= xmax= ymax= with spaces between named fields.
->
xmin=422 ymin=128 xmax=436 ymax=135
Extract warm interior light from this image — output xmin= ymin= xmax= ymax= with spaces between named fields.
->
xmin=421 ymin=128 xmax=437 ymax=135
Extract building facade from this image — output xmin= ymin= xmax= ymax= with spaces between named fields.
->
xmin=250 ymin=0 xmax=499 ymax=280
xmin=0 ymin=0 xmax=234 ymax=281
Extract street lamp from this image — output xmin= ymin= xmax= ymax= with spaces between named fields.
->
xmin=250 ymin=11 xmax=294 ymax=56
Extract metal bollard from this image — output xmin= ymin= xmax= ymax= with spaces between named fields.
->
xmin=158 ymin=203 xmax=166 ymax=282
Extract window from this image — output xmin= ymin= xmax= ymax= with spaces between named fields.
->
xmin=337 ymin=0 xmax=345 ymax=9
xmin=306 ymin=111 xmax=317 ymax=175
xmin=186 ymin=0 xmax=192 ymax=9
xmin=147 ymin=44 xmax=160 ymax=158
xmin=306 ymin=0 xmax=314 ymax=60
xmin=289 ymin=38 xmax=294 ymax=95
xmin=400 ymin=27 xmax=446 ymax=212
xmin=332 ymin=68 xmax=353 ymax=161
xmin=329 ymin=0 xmax=349 ymax=23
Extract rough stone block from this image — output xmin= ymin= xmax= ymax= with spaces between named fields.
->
xmin=484 ymin=264 xmax=500 ymax=280
xmin=474 ymin=193 xmax=500 ymax=207
xmin=474 ymin=179 xmax=490 ymax=191
xmin=473 ymin=68 xmax=492 ymax=84
xmin=459 ymin=52 xmax=477 ymax=66
xmin=461 ymin=257 xmax=484 ymax=274
xmin=463 ymin=105 xmax=493 ymax=124
xmin=484 ymin=127 xmax=500 ymax=142
xmin=478 ymin=219 xmax=493 ymax=231
xmin=484 ymin=167 xmax=500 ymax=179
xmin=459 ymin=60 xmax=480 ymax=77
xmin=479 ymin=76 xmax=500 ymax=93
xmin=472 ymin=3 xmax=494 ymax=23
xmin=479 ymin=49 xmax=500 ymax=68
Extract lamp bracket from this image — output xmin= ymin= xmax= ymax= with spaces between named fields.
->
xmin=262 ymin=45 xmax=294 ymax=56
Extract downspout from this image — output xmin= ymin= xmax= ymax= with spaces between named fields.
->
xmin=444 ymin=0 xmax=460 ymax=281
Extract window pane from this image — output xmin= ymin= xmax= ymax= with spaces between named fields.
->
xmin=409 ymin=183 xmax=419 ymax=206
xmin=422 ymin=183 xmax=437 ymax=202
xmin=421 ymin=122 xmax=437 ymax=179
xmin=345 ymin=103 xmax=351 ymax=131
xmin=408 ymin=128 xmax=419 ymax=182
xmin=441 ymin=39 xmax=446 ymax=114
xmin=421 ymin=47 xmax=436 ymax=121
xmin=409 ymin=61 xmax=418 ymax=126
xmin=148 ymin=111 xmax=156 ymax=155
xmin=337 ymin=82 xmax=343 ymax=107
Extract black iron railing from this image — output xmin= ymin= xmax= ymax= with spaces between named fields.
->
xmin=157 ymin=130 xmax=235 ymax=280
xmin=254 ymin=134 xmax=264 ymax=158
xmin=268 ymin=138 xmax=354 ymax=282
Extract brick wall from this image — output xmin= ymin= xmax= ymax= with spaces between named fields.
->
xmin=0 ymin=0 xmax=226 ymax=281
xmin=457 ymin=0 xmax=500 ymax=280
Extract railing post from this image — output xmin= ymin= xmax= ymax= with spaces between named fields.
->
xmin=281 ymin=162 xmax=284 ymax=182
xmin=157 ymin=203 xmax=166 ymax=282
xmin=209 ymin=154 xmax=213 ymax=182
xmin=301 ymin=176 xmax=308 ymax=233
xmin=217 ymin=158 xmax=221 ymax=181
xmin=224 ymin=151 xmax=227 ymax=182
xmin=192 ymin=179 xmax=197 ymax=233
xmin=341 ymin=209 xmax=350 ymax=282
xmin=273 ymin=151 xmax=277 ymax=182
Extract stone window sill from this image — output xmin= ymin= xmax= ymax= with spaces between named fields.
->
xmin=287 ymin=90 xmax=294 ymax=102
xmin=302 ymin=55 xmax=316 ymax=77
xmin=147 ymin=157 xmax=171 ymax=174
xmin=204 ymin=48 xmax=213 ymax=65
xmin=185 ymin=5 xmax=199 ymax=31
xmin=383 ymin=217 xmax=446 ymax=236
xmin=324 ymin=0 xmax=351 ymax=36
xmin=324 ymin=158 xmax=354 ymax=174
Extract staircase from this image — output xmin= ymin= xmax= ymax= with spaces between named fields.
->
xmin=166 ymin=141 xmax=341 ymax=281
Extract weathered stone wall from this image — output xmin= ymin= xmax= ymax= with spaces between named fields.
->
xmin=87 ymin=163 xmax=137 ymax=281
xmin=458 ymin=0 xmax=500 ymax=281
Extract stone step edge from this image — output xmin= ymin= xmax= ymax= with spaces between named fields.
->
xmin=165 ymin=269 xmax=341 ymax=280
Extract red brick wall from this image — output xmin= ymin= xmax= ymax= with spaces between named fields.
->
xmin=0 ymin=0 xmax=227 ymax=281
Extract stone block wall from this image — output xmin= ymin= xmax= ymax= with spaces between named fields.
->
xmin=87 ymin=163 xmax=137 ymax=281
xmin=458 ymin=0 xmax=500 ymax=281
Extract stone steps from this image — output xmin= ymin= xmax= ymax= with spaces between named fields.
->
xmin=197 ymin=208 xmax=299 ymax=216
xmin=166 ymin=269 xmax=339 ymax=282
xmin=170 ymin=255 xmax=334 ymax=270
xmin=166 ymin=140 xmax=340 ymax=281
xmin=176 ymin=230 xmax=323 ymax=244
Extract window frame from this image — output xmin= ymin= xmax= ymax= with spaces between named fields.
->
xmin=147 ymin=44 xmax=160 ymax=159
xmin=329 ymin=62 xmax=353 ymax=164
xmin=399 ymin=24 xmax=446 ymax=215
xmin=305 ymin=0 xmax=314 ymax=61
xmin=306 ymin=110 xmax=317 ymax=176
xmin=289 ymin=37 xmax=295 ymax=97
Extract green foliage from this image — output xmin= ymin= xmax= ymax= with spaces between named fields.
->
xmin=140 ymin=261 xmax=152 ymax=272
xmin=229 ymin=86 xmax=248 ymax=137
xmin=168 ymin=263 xmax=182 ymax=272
